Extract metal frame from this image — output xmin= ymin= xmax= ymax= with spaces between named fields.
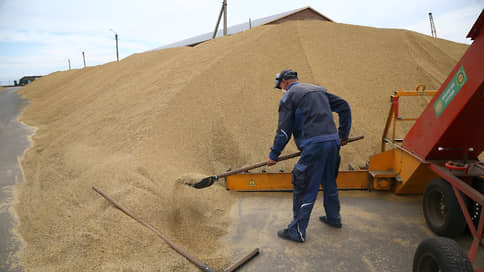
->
xmin=429 ymin=164 xmax=484 ymax=271
xmin=381 ymin=85 xmax=437 ymax=152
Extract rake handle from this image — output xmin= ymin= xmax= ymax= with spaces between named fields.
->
xmin=217 ymin=135 xmax=364 ymax=179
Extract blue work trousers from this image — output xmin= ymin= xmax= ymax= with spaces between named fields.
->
xmin=287 ymin=140 xmax=341 ymax=241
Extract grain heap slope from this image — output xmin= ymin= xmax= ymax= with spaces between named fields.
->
xmin=15 ymin=20 xmax=468 ymax=271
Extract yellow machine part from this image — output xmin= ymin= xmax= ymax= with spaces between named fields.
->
xmin=225 ymin=148 xmax=437 ymax=194
xmin=368 ymin=148 xmax=440 ymax=194
xmin=226 ymin=170 xmax=368 ymax=191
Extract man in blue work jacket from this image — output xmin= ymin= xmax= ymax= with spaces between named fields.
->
xmin=267 ymin=69 xmax=352 ymax=243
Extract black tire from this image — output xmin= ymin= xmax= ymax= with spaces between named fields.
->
xmin=413 ymin=237 xmax=473 ymax=272
xmin=423 ymin=179 xmax=466 ymax=237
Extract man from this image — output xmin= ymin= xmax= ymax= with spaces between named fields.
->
xmin=267 ymin=69 xmax=351 ymax=243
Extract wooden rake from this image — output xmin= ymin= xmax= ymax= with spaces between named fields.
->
xmin=92 ymin=186 xmax=259 ymax=272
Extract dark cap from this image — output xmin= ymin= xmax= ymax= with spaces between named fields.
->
xmin=274 ymin=69 xmax=298 ymax=89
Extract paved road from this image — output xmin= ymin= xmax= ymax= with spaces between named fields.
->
xmin=0 ymin=87 xmax=33 ymax=272
xmin=225 ymin=190 xmax=484 ymax=271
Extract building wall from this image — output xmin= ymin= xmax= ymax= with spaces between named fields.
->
xmin=266 ymin=9 xmax=331 ymax=25
xmin=19 ymin=76 xmax=41 ymax=86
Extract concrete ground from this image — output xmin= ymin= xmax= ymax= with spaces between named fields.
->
xmin=224 ymin=190 xmax=484 ymax=272
xmin=0 ymin=87 xmax=32 ymax=272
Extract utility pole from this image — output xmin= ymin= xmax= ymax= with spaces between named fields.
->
xmin=223 ymin=0 xmax=227 ymax=36
xmin=212 ymin=0 xmax=227 ymax=39
xmin=429 ymin=12 xmax=437 ymax=38
xmin=68 ymin=59 xmax=71 ymax=70
xmin=115 ymin=33 xmax=119 ymax=61
xmin=249 ymin=18 xmax=252 ymax=29
xmin=82 ymin=51 xmax=86 ymax=68
xmin=110 ymin=29 xmax=119 ymax=62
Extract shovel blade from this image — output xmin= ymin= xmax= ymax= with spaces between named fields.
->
xmin=189 ymin=176 xmax=218 ymax=189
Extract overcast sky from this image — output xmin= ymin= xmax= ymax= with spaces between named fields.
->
xmin=0 ymin=0 xmax=482 ymax=84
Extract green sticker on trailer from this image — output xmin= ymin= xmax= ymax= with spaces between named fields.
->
xmin=434 ymin=66 xmax=468 ymax=117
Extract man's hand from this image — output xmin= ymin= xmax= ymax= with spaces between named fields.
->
xmin=267 ymin=158 xmax=277 ymax=166
xmin=340 ymin=138 xmax=348 ymax=146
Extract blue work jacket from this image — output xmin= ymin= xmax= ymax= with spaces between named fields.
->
xmin=269 ymin=82 xmax=352 ymax=161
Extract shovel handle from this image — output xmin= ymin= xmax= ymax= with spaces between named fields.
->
xmin=217 ymin=135 xmax=364 ymax=178
xmin=217 ymin=152 xmax=299 ymax=178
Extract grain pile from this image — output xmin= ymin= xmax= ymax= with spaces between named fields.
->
xmin=14 ymin=20 xmax=468 ymax=271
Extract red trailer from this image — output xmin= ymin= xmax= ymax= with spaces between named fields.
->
xmin=407 ymin=10 xmax=484 ymax=272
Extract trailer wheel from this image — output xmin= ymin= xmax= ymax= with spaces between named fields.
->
xmin=423 ymin=179 xmax=466 ymax=237
xmin=413 ymin=237 xmax=473 ymax=272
